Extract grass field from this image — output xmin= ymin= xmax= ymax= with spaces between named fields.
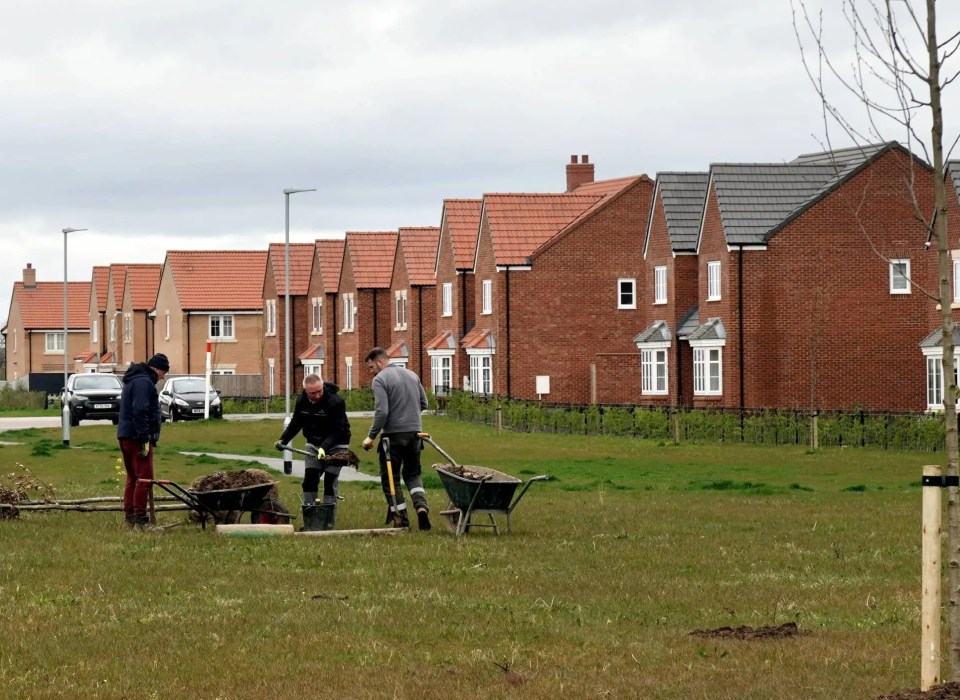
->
xmin=0 ymin=414 xmax=940 ymax=699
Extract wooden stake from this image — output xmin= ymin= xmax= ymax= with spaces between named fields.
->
xmin=921 ymin=464 xmax=942 ymax=691
xmin=215 ymin=524 xmax=295 ymax=537
xmin=293 ymin=527 xmax=408 ymax=537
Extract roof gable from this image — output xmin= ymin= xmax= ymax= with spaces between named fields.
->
xmin=92 ymin=266 xmax=110 ymax=312
xmin=165 ymin=250 xmax=268 ymax=310
xmin=345 ymin=232 xmax=398 ymax=289
xmin=441 ymin=199 xmax=482 ymax=270
xmin=653 ymin=172 xmax=709 ymax=253
xmin=107 ymin=264 xmax=128 ymax=309
xmin=398 ymin=227 xmax=440 ymax=286
xmin=123 ymin=264 xmax=162 ymax=310
xmin=267 ymin=242 xmax=314 ymax=297
xmin=316 ymin=239 xmax=345 ymax=294
xmin=14 ymin=281 xmax=91 ymax=329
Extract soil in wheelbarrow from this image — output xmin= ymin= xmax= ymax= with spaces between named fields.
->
xmin=876 ymin=682 xmax=960 ymax=699
xmin=189 ymin=468 xmax=278 ymax=524
xmin=439 ymin=464 xmax=513 ymax=481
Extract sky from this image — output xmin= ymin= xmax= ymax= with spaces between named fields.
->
xmin=3 ymin=0 xmax=959 ymax=327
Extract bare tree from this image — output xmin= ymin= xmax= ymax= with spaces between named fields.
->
xmin=793 ymin=0 xmax=960 ymax=677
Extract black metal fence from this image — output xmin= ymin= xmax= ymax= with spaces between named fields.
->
xmin=442 ymin=392 xmax=947 ymax=452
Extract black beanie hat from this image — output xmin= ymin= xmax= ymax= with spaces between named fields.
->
xmin=146 ymin=353 xmax=170 ymax=373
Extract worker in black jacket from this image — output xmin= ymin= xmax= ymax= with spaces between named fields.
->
xmin=276 ymin=374 xmax=351 ymax=530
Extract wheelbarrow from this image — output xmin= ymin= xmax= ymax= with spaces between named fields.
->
xmin=418 ymin=433 xmax=548 ymax=536
xmin=138 ymin=478 xmax=290 ymax=528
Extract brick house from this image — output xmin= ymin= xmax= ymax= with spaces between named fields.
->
xmin=426 ymin=199 xmax=481 ymax=396
xmin=686 ymin=142 xmax=939 ymax=412
xmin=85 ymin=265 xmax=110 ymax=366
xmin=2 ymin=263 xmax=90 ymax=392
xmin=102 ymin=264 xmax=129 ymax=369
xmin=636 ymin=173 xmax=709 ymax=407
xmin=336 ymin=232 xmax=398 ymax=389
xmin=153 ymin=250 xmax=267 ymax=377
xmin=262 ymin=242 xmax=314 ymax=397
xmin=469 ymin=160 xmax=655 ymax=403
xmin=385 ymin=227 xmax=439 ymax=382
xmin=118 ymin=264 xmax=162 ymax=368
xmin=300 ymin=238 xmax=345 ymax=386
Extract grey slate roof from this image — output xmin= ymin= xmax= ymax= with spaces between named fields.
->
xmin=634 ymin=320 xmax=671 ymax=344
xmin=919 ymin=327 xmax=960 ymax=348
xmin=710 ymin=142 xmax=893 ymax=247
xmin=655 ymin=172 xmax=709 ymax=253
xmin=687 ymin=317 xmax=726 ymax=342
xmin=948 ymin=161 xmax=960 ymax=202
xmin=676 ymin=305 xmax=699 ymax=339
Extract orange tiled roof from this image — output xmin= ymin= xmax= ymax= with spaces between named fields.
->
xmin=316 ymin=239 xmax=345 ymax=294
xmin=13 ymin=281 xmax=91 ymax=329
xmin=100 ymin=351 xmax=115 ymax=363
xmin=572 ymin=176 xmax=639 ymax=197
xmin=385 ymin=340 xmax=408 ymax=358
xmin=426 ymin=330 xmax=456 ymax=350
xmin=461 ymin=326 xmax=493 ymax=350
xmin=442 ymin=199 xmax=482 ymax=270
xmin=108 ymin=264 xmax=129 ymax=309
xmin=165 ymin=250 xmax=268 ymax=310
xmin=92 ymin=266 xmax=110 ymax=312
xmin=398 ymin=227 xmax=440 ymax=286
xmin=345 ymin=232 xmax=397 ymax=289
xmin=299 ymin=343 xmax=324 ymax=360
xmin=482 ymin=193 xmax=604 ymax=265
xmin=124 ymin=264 xmax=162 ymax=310
xmin=268 ymin=242 xmax=314 ymax=296
xmin=76 ymin=351 xmax=98 ymax=364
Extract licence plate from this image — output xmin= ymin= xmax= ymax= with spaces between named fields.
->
xmin=192 ymin=409 xmax=204 ymax=414
xmin=94 ymin=404 xmax=112 ymax=409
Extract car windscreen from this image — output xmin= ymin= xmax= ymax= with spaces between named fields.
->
xmin=174 ymin=379 xmax=215 ymax=394
xmin=73 ymin=375 xmax=122 ymax=391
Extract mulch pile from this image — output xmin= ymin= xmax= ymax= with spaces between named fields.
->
xmin=689 ymin=622 xmax=809 ymax=640
xmin=437 ymin=464 xmax=509 ymax=481
xmin=190 ymin=468 xmax=277 ymax=494
xmin=322 ymin=450 xmax=361 ymax=468
xmin=877 ymin=682 xmax=960 ymax=699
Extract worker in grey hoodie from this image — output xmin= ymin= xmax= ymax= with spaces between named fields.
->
xmin=361 ymin=347 xmax=431 ymax=530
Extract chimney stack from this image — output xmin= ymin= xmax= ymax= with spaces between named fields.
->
xmin=565 ymin=154 xmax=595 ymax=192
xmin=23 ymin=263 xmax=36 ymax=289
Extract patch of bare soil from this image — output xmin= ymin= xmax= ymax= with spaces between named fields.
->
xmin=190 ymin=468 xmax=276 ymax=493
xmin=877 ymin=682 xmax=960 ymax=700
xmin=689 ymin=622 xmax=809 ymax=640
xmin=322 ymin=450 xmax=360 ymax=467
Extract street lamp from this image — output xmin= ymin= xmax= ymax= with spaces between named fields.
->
xmin=62 ymin=227 xmax=87 ymax=446
xmin=281 ymin=188 xmax=315 ymax=475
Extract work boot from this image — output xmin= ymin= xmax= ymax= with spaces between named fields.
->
xmin=302 ymin=492 xmax=318 ymax=506
xmin=416 ymin=508 xmax=432 ymax=532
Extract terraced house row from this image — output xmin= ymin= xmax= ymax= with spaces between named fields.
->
xmin=3 ymin=145 xmax=957 ymax=412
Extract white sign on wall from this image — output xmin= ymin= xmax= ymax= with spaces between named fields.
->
xmin=535 ymin=375 xmax=550 ymax=396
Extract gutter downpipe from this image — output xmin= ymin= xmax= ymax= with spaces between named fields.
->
xmin=505 ymin=266 xmax=512 ymax=398
xmin=738 ymin=246 xmax=745 ymax=440
xmin=332 ymin=293 xmax=339 ymax=385
xmin=372 ymin=289 xmax=378 ymax=348
xmin=186 ymin=311 xmax=191 ymax=374
xmin=417 ymin=287 xmax=424 ymax=379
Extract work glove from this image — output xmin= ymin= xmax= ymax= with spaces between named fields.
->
xmin=316 ymin=447 xmax=326 ymax=459
xmin=362 ymin=437 xmax=374 ymax=451
xmin=138 ymin=442 xmax=150 ymax=459
xmin=274 ymin=440 xmax=286 ymax=452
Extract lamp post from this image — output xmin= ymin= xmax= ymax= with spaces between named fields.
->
xmin=281 ymin=188 xmax=315 ymax=475
xmin=62 ymin=227 xmax=87 ymax=446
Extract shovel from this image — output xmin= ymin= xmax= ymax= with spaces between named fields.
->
xmin=381 ymin=437 xmax=405 ymax=528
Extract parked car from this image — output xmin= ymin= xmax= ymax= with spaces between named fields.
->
xmin=158 ymin=376 xmax=223 ymax=421
xmin=61 ymin=373 xmax=123 ymax=426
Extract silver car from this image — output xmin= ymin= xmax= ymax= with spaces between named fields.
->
xmin=158 ymin=376 xmax=223 ymax=421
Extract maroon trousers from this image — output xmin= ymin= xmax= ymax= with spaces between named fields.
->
xmin=119 ymin=438 xmax=154 ymax=521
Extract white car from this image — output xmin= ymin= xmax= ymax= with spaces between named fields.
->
xmin=158 ymin=376 xmax=223 ymax=422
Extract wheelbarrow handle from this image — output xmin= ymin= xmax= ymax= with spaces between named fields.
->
xmin=507 ymin=475 xmax=549 ymax=514
xmin=417 ymin=433 xmax=460 ymax=468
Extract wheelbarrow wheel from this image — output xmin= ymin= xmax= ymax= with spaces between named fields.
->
xmin=250 ymin=497 xmax=291 ymax=525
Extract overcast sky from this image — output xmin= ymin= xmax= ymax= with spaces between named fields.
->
xmin=3 ymin=0 xmax=959 ymax=328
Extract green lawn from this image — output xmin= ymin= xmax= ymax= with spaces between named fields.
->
xmin=0 ymin=415 xmax=939 ymax=699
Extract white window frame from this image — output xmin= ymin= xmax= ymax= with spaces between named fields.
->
xmin=345 ymin=357 xmax=353 ymax=390
xmin=395 ymin=289 xmax=408 ymax=330
xmin=430 ymin=352 xmax=453 ymax=396
xmin=923 ymin=348 xmax=959 ymax=409
xmin=109 ymin=317 xmax=116 ymax=343
xmin=265 ymin=299 xmax=277 ymax=336
xmin=467 ymin=351 xmax=493 ymax=395
xmin=212 ymin=367 xmax=236 ymax=375
xmin=692 ymin=342 xmax=724 ymax=396
xmin=91 ymin=319 xmax=98 ymax=344
xmin=707 ymin=261 xmax=721 ymax=301
xmin=890 ymin=259 xmax=910 ymax=294
xmin=165 ymin=311 xmax=170 ymax=340
xmin=209 ymin=314 xmax=235 ymax=340
xmin=640 ymin=344 xmax=670 ymax=395
xmin=442 ymin=283 xmax=453 ymax=317
xmin=312 ymin=297 xmax=323 ymax=334
xmin=954 ymin=258 xmax=960 ymax=304
xmin=654 ymin=267 xmax=667 ymax=305
xmin=303 ymin=360 xmax=323 ymax=377
xmin=123 ymin=313 xmax=132 ymax=343
xmin=342 ymin=294 xmax=355 ymax=332
xmin=481 ymin=280 xmax=492 ymax=315
xmin=617 ymin=278 xmax=636 ymax=309
xmin=268 ymin=358 xmax=275 ymax=396
xmin=45 ymin=332 xmax=65 ymax=354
